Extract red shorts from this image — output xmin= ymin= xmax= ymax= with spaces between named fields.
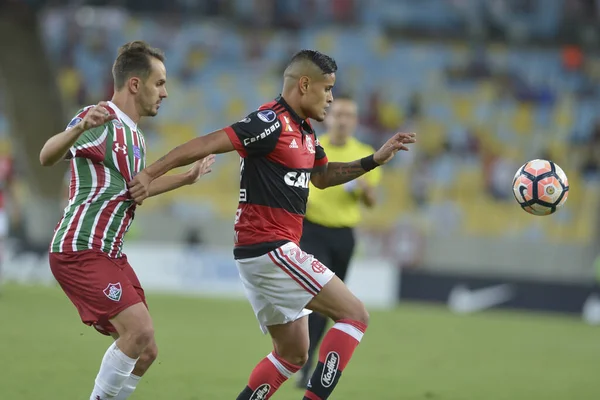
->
xmin=49 ymin=249 xmax=147 ymax=336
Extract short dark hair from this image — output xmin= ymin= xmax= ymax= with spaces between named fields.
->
xmin=288 ymin=50 xmax=337 ymax=75
xmin=112 ymin=41 xmax=165 ymax=89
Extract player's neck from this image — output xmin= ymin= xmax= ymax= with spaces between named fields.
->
xmin=280 ymin=92 xmax=307 ymax=120
xmin=110 ymin=94 xmax=142 ymax=124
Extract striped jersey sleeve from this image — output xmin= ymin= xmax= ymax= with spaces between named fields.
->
xmin=65 ymin=107 xmax=109 ymax=163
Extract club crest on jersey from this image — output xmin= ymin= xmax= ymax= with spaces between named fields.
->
xmin=305 ymin=136 xmax=315 ymax=154
xmin=103 ymin=283 xmax=122 ymax=302
xmin=249 ymin=384 xmax=271 ymax=400
xmin=257 ymin=109 xmax=277 ymax=123
xmin=113 ymin=143 xmax=128 ymax=155
xmin=132 ymin=145 xmax=141 ymax=159
xmin=112 ymin=119 xmax=123 ymax=129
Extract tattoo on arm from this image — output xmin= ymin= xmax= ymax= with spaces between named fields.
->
xmin=323 ymin=161 xmax=366 ymax=187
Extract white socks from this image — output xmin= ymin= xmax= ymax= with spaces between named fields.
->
xmin=89 ymin=342 xmax=138 ymax=400
xmin=113 ymin=374 xmax=141 ymax=400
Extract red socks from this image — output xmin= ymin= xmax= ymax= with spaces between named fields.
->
xmin=237 ymin=319 xmax=367 ymax=400
xmin=303 ymin=319 xmax=367 ymax=400
xmin=237 ymin=351 xmax=301 ymax=399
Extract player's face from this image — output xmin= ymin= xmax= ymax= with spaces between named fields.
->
xmin=139 ymin=58 xmax=168 ymax=117
xmin=303 ymin=73 xmax=335 ymax=122
xmin=326 ymin=99 xmax=358 ymax=139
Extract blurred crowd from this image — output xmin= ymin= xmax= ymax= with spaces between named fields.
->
xmin=0 ymin=0 xmax=599 ymax=249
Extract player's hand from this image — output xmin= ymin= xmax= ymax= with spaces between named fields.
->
xmin=128 ymin=170 xmax=151 ymax=205
xmin=373 ymin=132 xmax=416 ymax=165
xmin=78 ymin=101 xmax=117 ymax=131
xmin=185 ymin=154 xmax=216 ymax=185
xmin=356 ymin=178 xmax=372 ymax=192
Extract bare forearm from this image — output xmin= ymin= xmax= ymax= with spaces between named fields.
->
xmin=39 ymin=124 xmax=84 ymax=166
xmin=148 ymin=173 xmax=190 ymax=197
xmin=146 ymin=138 xmax=208 ymax=180
xmin=322 ymin=161 xmax=367 ymax=187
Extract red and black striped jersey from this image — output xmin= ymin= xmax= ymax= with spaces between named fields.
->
xmin=224 ymin=96 xmax=328 ymax=259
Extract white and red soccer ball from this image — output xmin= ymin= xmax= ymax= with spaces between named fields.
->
xmin=512 ymin=159 xmax=569 ymax=216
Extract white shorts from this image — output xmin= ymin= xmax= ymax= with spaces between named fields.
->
xmin=236 ymin=241 xmax=335 ymax=334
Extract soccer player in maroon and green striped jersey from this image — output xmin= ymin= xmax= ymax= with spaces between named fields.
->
xmin=39 ymin=41 xmax=214 ymax=400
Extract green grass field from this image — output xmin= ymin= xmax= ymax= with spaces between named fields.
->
xmin=0 ymin=283 xmax=598 ymax=399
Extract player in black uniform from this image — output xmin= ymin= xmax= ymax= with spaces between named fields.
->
xmin=129 ymin=50 xmax=416 ymax=400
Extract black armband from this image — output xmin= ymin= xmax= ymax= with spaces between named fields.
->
xmin=360 ymin=154 xmax=379 ymax=172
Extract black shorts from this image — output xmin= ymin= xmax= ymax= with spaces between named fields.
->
xmin=299 ymin=219 xmax=355 ymax=281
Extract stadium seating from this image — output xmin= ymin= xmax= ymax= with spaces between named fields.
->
xmin=2 ymin=15 xmax=598 ymax=245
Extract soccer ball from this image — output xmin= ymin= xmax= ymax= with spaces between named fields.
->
xmin=512 ymin=159 xmax=569 ymax=216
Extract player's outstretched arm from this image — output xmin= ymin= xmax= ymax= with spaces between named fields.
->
xmin=146 ymin=155 xmax=215 ymax=198
xmin=128 ymin=130 xmax=234 ymax=204
xmin=311 ymin=132 xmax=416 ymax=189
xmin=39 ymin=102 xmax=115 ymax=166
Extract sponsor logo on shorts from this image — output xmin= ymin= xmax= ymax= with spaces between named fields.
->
xmin=249 ymin=383 xmax=271 ymax=400
xmin=103 ymin=282 xmax=122 ymax=302
xmin=321 ymin=351 xmax=339 ymax=388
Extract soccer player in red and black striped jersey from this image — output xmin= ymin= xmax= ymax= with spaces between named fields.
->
xmin=129 ymin=50 xmax=416 ymax=400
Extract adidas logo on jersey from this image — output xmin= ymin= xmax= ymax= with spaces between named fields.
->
xmin=289 ymin=139 xmax=299 ymax=149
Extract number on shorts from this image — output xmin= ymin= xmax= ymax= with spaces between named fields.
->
xmin=291 ymin=247 xmax=310 ymax=264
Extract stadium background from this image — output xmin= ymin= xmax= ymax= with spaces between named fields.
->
xmin=1 ymin=0 xmax=599 ymax=399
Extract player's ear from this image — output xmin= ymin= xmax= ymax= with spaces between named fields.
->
xmin=299 ymin=76 xmax=310 ymax=95
xmin=128 ymin=77 xmax=141 ymax=94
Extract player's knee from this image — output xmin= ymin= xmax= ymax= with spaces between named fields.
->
xmin=340 ymin=300 xmax=369 ymax=327
xmin=277 ymin=350 xmax=308 ymax=367
xmin=273 ymin=340 xmax=310 ymax=367
xmin=356 ymin=302 xmax=370 ymax=327
xmin=132 ymin=325 xmax=155 ymax=349
xmin=139 ymin=343 xmax=158 ymax=366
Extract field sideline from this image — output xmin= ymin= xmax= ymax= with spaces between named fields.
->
xmin=0 ymin=283 xmax=597 ymax=399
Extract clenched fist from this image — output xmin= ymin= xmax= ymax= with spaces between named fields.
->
xmin=77 ymin=101 xmax=117 ymax=131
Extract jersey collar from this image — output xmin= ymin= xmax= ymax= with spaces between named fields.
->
xmin=275 ymin=95 xmax=314 ymax=135
xmin=108 ymin=101 xmax=138 ymax=131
